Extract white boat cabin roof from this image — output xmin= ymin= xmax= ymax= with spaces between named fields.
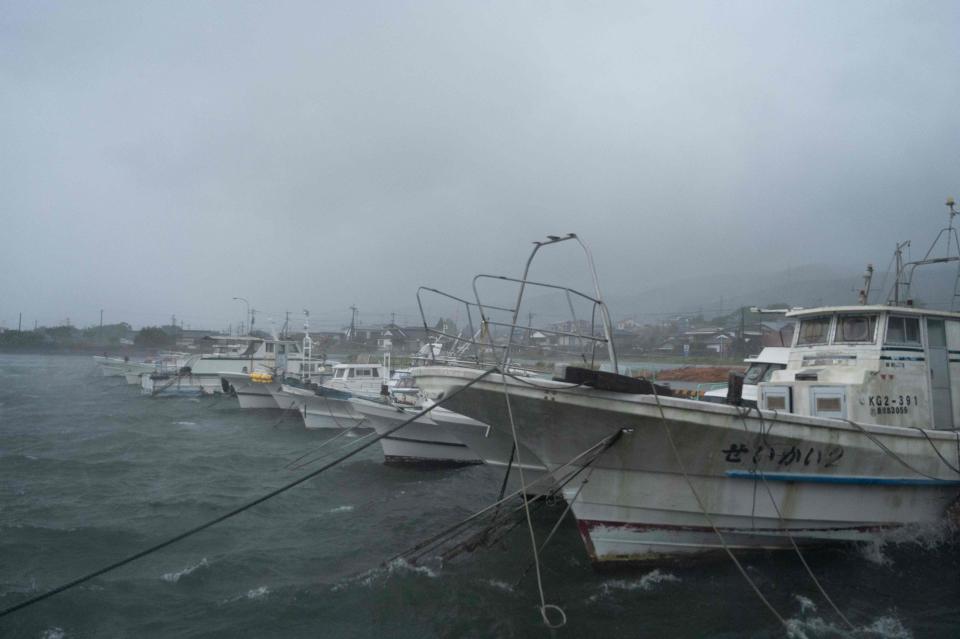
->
xmin=744 ymin=346 xmax=790 ymax=365
xmin=787 ymin=305 xmax=960 ymax=321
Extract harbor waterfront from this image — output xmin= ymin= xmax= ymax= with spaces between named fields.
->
xmin=2 ymin=353 xmax=960 ymax=638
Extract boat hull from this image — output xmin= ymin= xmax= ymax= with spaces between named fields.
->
xmin=412 ymin=366 xmax=960 ymax=561
xmin=140 ymin=374 xmax=207 ymax=398
xmin=351 ymin=400 xmax=482 ymax=465
xmin=428 ymin=407 xmax=554 ymax=493
xmin=300 ymin=393 xmax=366 ymax=429
xmin=221 ymin=373 xmax=284 ymax=409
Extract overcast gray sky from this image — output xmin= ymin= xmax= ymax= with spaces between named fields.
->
xmin=2 ymin=1 xmax=959 ymax=331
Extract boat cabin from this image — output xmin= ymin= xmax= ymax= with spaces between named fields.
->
xmin=759 ymin=305 xmax=960 ymax=429
xmin=330 ymin=363 xmax=385 ymax=380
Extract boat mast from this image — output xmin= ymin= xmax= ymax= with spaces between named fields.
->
xmin=892 ymin=197 xmax=960 ymax=307
xmin=302 ymin=310 xmax=312 ymax=382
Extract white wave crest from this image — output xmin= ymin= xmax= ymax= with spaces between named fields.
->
xmin=41 ymin=628 xmax=65 ymax=639
xmin=587 ymin=569 xmax=680 ymax=603
xmin=328 ymin=505 xmax=354 ymax=514
xmin=786 ymin=615 xmax=913 ymax=639
xmin=173 ymin=421 xmax=197 ymax=426
xmin=484 ymin=579 xmax=515 ymax=593
xmin=795 ymin=594 xmax=817 ymax=615
xmin=161 ymin=557 xmax=209 ymax=583
xmin=786 ymin=595 xmax=913 ymax=639
xmin=333 ymin=557 xmax=441 ymax=592
xmin=860 ymin=520 xmax=959 ymax=565
xmin=246 ymin=586 xmax=270 ymax=600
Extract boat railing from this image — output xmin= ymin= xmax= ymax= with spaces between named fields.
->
xmin=416 ymin=286 xmax=491 ymax=366
xmin=416 ymin=234 xmax=618 ymax=374
xmin=472 ymin=233 xmax=618 ymax=372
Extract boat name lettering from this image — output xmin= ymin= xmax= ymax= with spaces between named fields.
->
xmin=721 ymin=443 xmax=844 ymax=468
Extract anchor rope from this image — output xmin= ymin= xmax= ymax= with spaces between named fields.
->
xmin=0 ymin=366 xmax=501 ymax=620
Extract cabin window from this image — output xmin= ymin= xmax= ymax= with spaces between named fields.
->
xmin=762 ymin=386 xmax=791 ymax=412
xmin=743 ymin=363 xmax=769 ymax=385
xmin=265 ymin=343 xmax=275 ymax=353
xmin=766 ymin=395 xmax=787 ymax=410
xmin=278 ymin=344 xmax=286 ymax=354
xmin=810 ymin=387 xmax=846 ymax=419
xmin=885 ymin=316 xmax=921 ymax=346
xmin=347 ymin=369 xmax=355 ymax=378
xmin=834 ymin=315 xmax=877 ymax=343
xmin=797 ymin=317 xmax=831 ymax=345
xmin=334 ymin=369 xmax=344 ymax=378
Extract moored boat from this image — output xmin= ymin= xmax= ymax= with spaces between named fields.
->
xmin=350 ymin=397 xmax=483 ymax=465
xmin=412 ymin=220 xmax=960 ymax=562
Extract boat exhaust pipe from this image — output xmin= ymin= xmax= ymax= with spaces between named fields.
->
xmin=726 ymin=371 xmax=744 ymax=406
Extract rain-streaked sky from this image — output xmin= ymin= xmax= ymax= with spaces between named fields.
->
xmin=2 ymin=1 xmax=959 ymax=331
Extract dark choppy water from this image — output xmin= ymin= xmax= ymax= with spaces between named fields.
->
xmin=2 ymin=354 xmax=959 ymax=638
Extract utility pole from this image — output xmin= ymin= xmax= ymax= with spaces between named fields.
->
xmin=349 ymin=305 xmax=358 ymax=341
xmin=739 ymin=306 xmax=745 ymax=358
xmin=18 ymin=312 xmax=22 ymax=333
xmin=99 ymin=309 xmax=103 ymax=340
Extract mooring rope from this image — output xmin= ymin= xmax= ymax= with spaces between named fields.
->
xmin=287 ymin=430 xmax=379 ymax=472
xmin=843 ymin=418 xmax=948 ymax=481
xmin=500 ymin=373 xmax=566 ymax=629
xmin=513 ymin=431 xmax=622 ymax=587
xmin=386 ymin=430 xmax=620 ymax=568
xmin=495 ymin=443 xmax=517 ymax=503
xmin=645 ymin=384 xmax=789 ymax=628
xmin=734 ymin=405 xmax=856 ymax=631
xmin=283 ymin=421 xmax=366 ymax=470
xmin=0 ymin=366 xmax=501 ymax=620
xmin=269 ymin=399 xmax=299 ymax=429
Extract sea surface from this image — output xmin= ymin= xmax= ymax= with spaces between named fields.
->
xmin=1 ymin=354 xmax=959 ymax=638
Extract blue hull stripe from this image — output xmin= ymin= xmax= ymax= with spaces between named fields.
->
xmin=725 ymin=470 xmax=960 ymax=487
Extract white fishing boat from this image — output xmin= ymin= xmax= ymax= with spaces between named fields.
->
xmin=350 ymin=397 xmax=483 ymax=465
xmin=295 ymin=362 xmax=389 ymax=428
xmin=180 ymin=335 xmax=313 ymax=399
xmin=93 ymin=355 xmax=157 ymax=379
xmin=139 ymin=358 xmax=206 ymax=397
xmin=413 ymin=221 xmax=960 ymax=562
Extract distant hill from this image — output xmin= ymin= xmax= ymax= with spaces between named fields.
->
xmin=507 ymin=262 xmax=960 ymax=324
